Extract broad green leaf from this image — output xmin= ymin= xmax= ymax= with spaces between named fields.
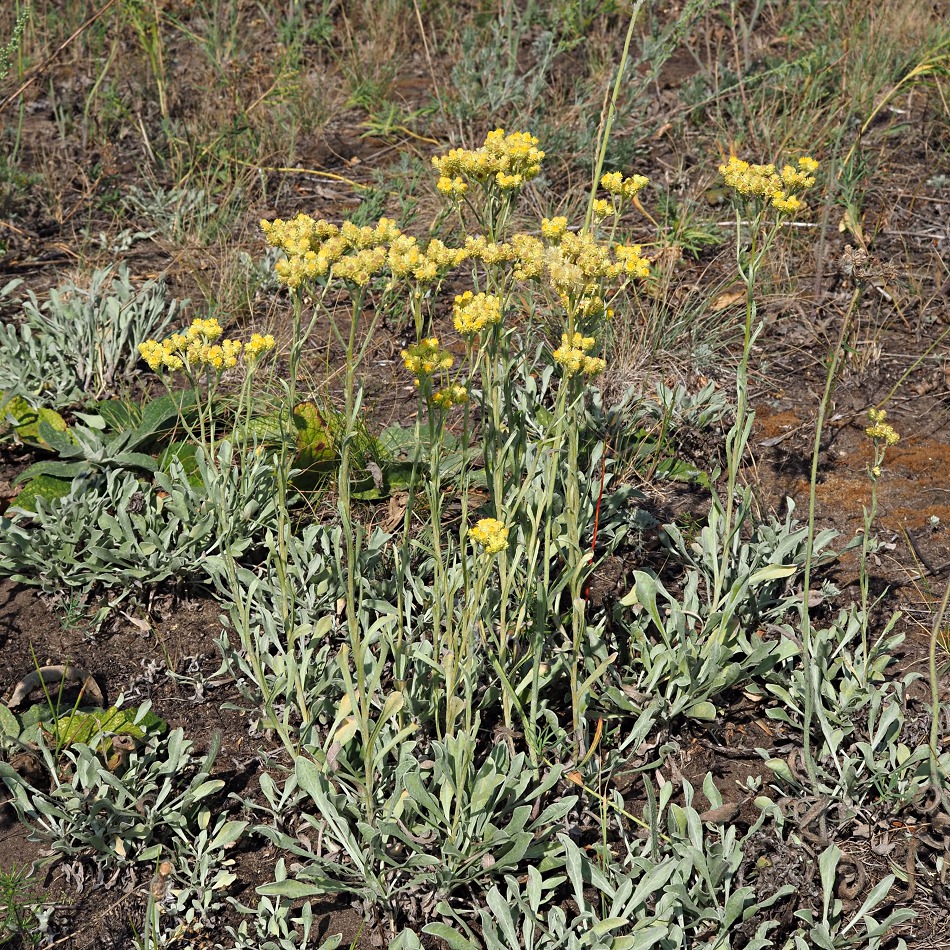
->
xmin=208 ymin=819 xmax=248 ymax=852
xmin=0 ymin=705 xmax=20 ymax=739
xmin=14 ymin=460 xmax=84 ymax=485
xmin=10 ymin=474 xmax=72 ymax=511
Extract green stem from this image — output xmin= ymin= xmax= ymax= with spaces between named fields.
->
xmin=585 ymin=0 xmax=645 ymax=232
xmin=800 ymin=286 xmax=861 ymax=785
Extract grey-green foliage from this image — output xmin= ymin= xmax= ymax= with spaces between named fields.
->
xmin=782 ymin=844 xmax=912 ymax=950
xmin=437 ymin=776 xmax=911 ymax=950
xmin=208 ymin=522 xmax=394 ymax=734
xmin=448 ymin=20 xmax=561 ymax=125
xmin=0 ymin=721 xmax=245 ymax=924
xmin=224 ymin=882 xmax=343 ymax=950
xmin=765 ymin=607 xmax=945 ymax=806
xmin=434 ymin=775 xmax=794 ymax=950
xmin=642 ymin=380 xmax=731 ymax=432
xmin=609 ymin=565 xmax=798 ymax=722
xmin=254 ymin=740 xmax=575 ymax=933
xmin=0 ymin=265 xmax=180 ymax=408
xmin=122 ymin=184 xmax=235 ymax=245
xmin=0 ymin=441 xmax=279 ymax=599
xmin=662 ymin=495 xmax=841 ymax=629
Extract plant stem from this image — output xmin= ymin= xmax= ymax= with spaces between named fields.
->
xmin=800 ymin=286 xmax=861 ymax=785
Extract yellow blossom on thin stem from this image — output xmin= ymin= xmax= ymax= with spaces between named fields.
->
xmin=453 ymin=291 xmax=503 ymax=336
xmin=469 ymin=517 xmax=509 ymax=555
xmin=719 ymin=155 xmax=818 ymax=214
xmin=865 ymin=407 xmax=900 ymax=445
xmin=437 ymin=176 xmax=468 ymax=197
xmin=400 ymin=337 xmax=453 ymax=380
xmin=245 ymin=333 xmax=276 ymax=363
xmin=552 ymin=332 xmax=605 ymax=377
xmin=541 ymin=216 xmax=568 ymax=241
xmin=600 ymin=171 xmax=649 ymax=202
xmin=431 ymin=384 xmax=468 ymax=409
xmin=432 ymin=129 xmax=545 ymax=192
xmin=139 ymin=320 xmax=273 ymax=375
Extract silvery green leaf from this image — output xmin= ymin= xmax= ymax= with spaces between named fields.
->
xmin=421 ymin=924 xmax=477 ymax=949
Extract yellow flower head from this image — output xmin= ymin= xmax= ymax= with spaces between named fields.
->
xmin=865 ymin=408 xmax=900 ymax=445
xmin=509 ymin=234 xmax=542 ymax=280
xmin=600 ymin=171 xmax=649 ymax=202
xmin=400 ymin=337 xmax=453 ymax=379
xmin=432 ymin=384 xmax=468 ymax=409
xmin=614 ymin=244 xmax=650 ymax=279
xmin=245 ymin=333 xmax=276 ymax=362
xmin=541 ymin=216 xmax=568 ymax=241
xmin=719 ymin=154 xmax=818 ymax=214
xmin=437 ymin=175 xmax=468 ymax=197
xmin=453 ymin=291 xmax=503 ymax=336
xmin=470 ymin=517 xmax=509 ymax=555
xmin=432 ymin=129 xmax=544 ymax=193
xmin=552 ymin=332 xmax=605 ymax=377
xmin=138 ymin=340 xmax=165 ymax=372
xmin=186 ymin=317 xmax=224 ymax=342
xmin=592 ymin=198 xmax=614 ymax=220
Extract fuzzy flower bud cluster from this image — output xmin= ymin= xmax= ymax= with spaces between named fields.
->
xmin=139 ymin=318 xmax=272 ymax=374
xmin=542 ymin=231 xmax=649 ymax=302
xmin=400 ymin=337 xmax=453 ymax=380
xmin=719 ymin=156 xmax=818 ymax=213
xmin=245 ymin=332 xmax=277 ymax=363
xmin=453 ymin=291 xmax=503 ymax=336
xmin=469 ymin=517 xmax=509 ymax=555
xmin=600 ymin=172 xmax=649 ymax=202
xmin=865 ymin=408 xmax=900 ymax=445
xmin=261 ymin=216 xmax=401 ymax=289
xmin=552 ymin=332 xmax=605 ymax=377
xmin=386 ymin=235 xmax=469 ymax=286
xmin=433 ymin=129 xmax=544 ymax=193
xmin=540 ymin=216 xmax=568 ymax=241
xmin=432 ymin=384 xmax=468 ymax=409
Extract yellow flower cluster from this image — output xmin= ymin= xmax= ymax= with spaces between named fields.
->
xmin=543 ymin=231 xmax=648 ymax=300
xmin=245 ymin=333 xmax=277 ymax=362
xmin=511 ymin=234 xmax=545 ymax=280
xmin=600 ymin=171 xmax=649 ymax=201
xmin=433 ymin=129 xmax=544 ymax=193
xmin=541 ymin=216 xmax=568 ymax=241
xmin=614 ymin=244 xmax=650 ymax=279
xmin=139 ymin=318 xmax=256 ymax=373
xmin=436 ymin=176 xmax=468 ymax=197
xmin=552 ymin=332 xmax=606 ymax=377
xmin=865 ymin=408 xmax=900 ymax=445
xmin=453 ymin=291 xmax=503 ymax=336
xmin=260 ymin=216 xmax=401 ymax=289
xmin=386 ymin=235 xmax=469 ymax=286
xmin=719 ymin=156 xmax=818 ymax=213
xmin=592 ymin=199 xmax=615 ymax=220
xmin=432 ymin=384 xmax=468 ymax=409
xmin=401 ymin=337 xmax=453 ymax=379
xmin=469 ymin=517 xmax=509 ymax=555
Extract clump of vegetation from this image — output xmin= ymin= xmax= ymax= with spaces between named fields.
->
xmin=0 ymin=0 xmax=947 ymax=946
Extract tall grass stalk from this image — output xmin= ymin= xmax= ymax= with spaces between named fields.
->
xmin=798 ymin=287 xmax=861 ymax=785
xmin=584 ymin=0 xmax=644 ymax=232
